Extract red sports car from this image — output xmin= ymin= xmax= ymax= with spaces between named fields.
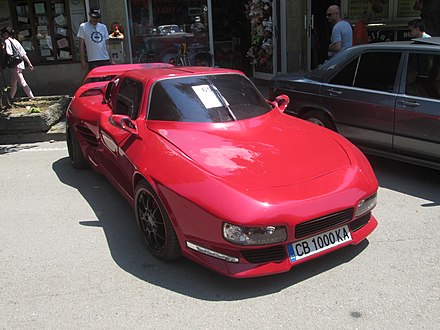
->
xmin=66 ymin=65 xmax=378 ymax=278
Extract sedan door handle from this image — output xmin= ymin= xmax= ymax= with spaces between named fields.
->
xmin=326 ymin=89 xmax=342 ymax=96
xmin=397 ymin=100 xmax=420 ymax=107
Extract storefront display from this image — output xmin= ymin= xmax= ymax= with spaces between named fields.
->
xmin=9 ymin=0 xmax=79 ymax=64
xmin=128 ymin=0 xmax=211 ymax=66
xmin=245 ymin=0 xmax=273 ymax=74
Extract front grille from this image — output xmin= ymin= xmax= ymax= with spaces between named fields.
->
xmin=349 ymin=212 xmax=371 ymax=232
xmin=241 ymin=245 xmax=287 ymax=264
xmin=295 ymin=208 xmax=354 ymax=239
xmin=76 ymin=125 xmax=98 ymax=147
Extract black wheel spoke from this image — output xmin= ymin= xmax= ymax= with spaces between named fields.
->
xmin=135 ymin=181 xmax=180 ymax=260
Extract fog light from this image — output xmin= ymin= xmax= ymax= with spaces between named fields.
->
xmin=356 ymin=193 xmax=377 ymax=217
xmin=223 ymin=223 xmax=287 ymax=245
xmin=186 ymin=241 xmax=239 ymax=263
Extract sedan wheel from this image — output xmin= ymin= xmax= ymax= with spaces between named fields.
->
xmin=135 ymin=181 xmax=181 ymax=261
xmin=302 ymin=111 xmax=337 ymax=131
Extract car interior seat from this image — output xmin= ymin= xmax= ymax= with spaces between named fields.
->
xmin=428 ymin=62 xmax=440 ymax=99
xmin=406 ymin=65 xmax=429 ymax=98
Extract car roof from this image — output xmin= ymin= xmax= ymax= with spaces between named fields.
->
xmin=84 ymin=63 xmax=174 ymax=80
xmin=120 ymin=66 xmax=245 ymax=84
xmin=350 ymin=37 xmax=440 ymax=51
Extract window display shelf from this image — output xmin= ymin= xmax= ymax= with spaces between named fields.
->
xmin=10 ymin=0 xmax=76 ymax=64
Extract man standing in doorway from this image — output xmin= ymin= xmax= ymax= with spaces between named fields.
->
xmin=326 ymin=5 xmax=352 ymax=58
xmin=77 ymin=9 xmax=114 ymax=71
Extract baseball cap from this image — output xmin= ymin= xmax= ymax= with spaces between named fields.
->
xmin=89 ymin=9 xmax=101 ymax=18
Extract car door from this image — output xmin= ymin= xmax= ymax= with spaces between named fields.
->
xmin=320 ymin=51 xmax=402 ymax=151
xmin=99 ymin=78 xmax=144 ymax=197
xmin=394 ymin=51 xmax=440 ymax=163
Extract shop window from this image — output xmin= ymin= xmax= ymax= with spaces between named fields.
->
xmin=10 ymin=0 xmax=82 ymax=64
xmin=129 ymin=0 xmax=210 ymax=66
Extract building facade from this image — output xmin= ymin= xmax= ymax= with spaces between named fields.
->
xmin=0 ymin=0 xmax=421 ymax=96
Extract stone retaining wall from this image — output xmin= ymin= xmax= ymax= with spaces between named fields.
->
xmin=0 ymin=96 xmax=71 ymax=135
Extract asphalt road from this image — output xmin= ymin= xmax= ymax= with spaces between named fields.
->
xmin=0 ymin=141 xmax=439 ymax=329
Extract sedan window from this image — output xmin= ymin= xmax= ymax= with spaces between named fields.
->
xmin=406 ymin=53 xmax=440 ymax=99
xmin=329 ymin=57 xmax=359 ymax=86
xmin=354 ymin=52 xmax=401 ymax=93
xmin=148 ymin=74 xmax=271 ymax=122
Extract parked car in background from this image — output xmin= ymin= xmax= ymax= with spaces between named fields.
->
xmin=271 ymin=38 xmax=440 ymax=170
xmin=66 ymin=65 xmax=378 ymax=278
xmin=133 ymin=24 xmax=211 ymax=66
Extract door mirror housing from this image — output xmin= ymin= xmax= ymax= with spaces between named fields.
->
xmin=275 ymin=95 xmax=290 ymax=112
xmin=110 ymin=114 xmax=138 ymax=135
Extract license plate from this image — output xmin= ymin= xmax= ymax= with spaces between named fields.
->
xmin=287 ymin=225 xmax=352 ymax=263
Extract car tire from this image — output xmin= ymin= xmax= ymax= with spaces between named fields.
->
xmin=302 ymin=111 xmax=337 ymax=131
xmin=134 ymin=180 xmax=181 ymax=261
xmin=194 ymin=53 xmax=211 ymax=67
xmin=66 ymin=124 xmax=89 ymax=169
xmin=160 ymin=48 xmax=178 ymax=64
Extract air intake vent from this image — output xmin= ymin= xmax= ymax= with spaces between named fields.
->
xmin=76 ymin=125 xmax=98 ymax=147
xmin=241 ymin=245 xmax=286 ymax=264
xmin=295 ymin=208 xmax=354 ymax=239
xmin=349 ymin=212 xmax=371 ymax=232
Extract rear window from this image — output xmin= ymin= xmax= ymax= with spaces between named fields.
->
xmin=148 ymin=74 xmax=271 ymax=122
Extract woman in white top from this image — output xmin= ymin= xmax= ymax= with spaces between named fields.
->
xmin=1 ymin=26 xmax=34 ymax=99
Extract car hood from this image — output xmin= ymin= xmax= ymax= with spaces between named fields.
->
xmin=149 ymin=111 xmax=351 ymax=191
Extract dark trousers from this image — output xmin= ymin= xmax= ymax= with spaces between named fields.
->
xmin=88 ymin=59 xmax=112 ymax=71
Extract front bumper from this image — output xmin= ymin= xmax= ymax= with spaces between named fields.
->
xmin=182 ymin=213 xmax=378 ymax=278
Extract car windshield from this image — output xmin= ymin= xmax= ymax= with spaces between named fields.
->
xmin=158 ymin=25 xmax=183 ymax=34
xmin=305 ymin=51 xmax=353 ymax=82
xmin=148 ymin=74 xmax=272 ymax=123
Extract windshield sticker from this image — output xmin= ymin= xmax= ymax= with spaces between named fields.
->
xmin=192 ymin=85 xmax=223 ymax=109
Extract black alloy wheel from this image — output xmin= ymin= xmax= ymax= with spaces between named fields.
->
xmin=66 ymin=124 xmax=89 ymax=169
xmin=135 ymin=181 xmax=181 ymax=261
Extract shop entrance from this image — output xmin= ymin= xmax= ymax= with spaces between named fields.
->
xmin=306 ymin=0 xmax=340 ymax=70
xmin=211 ymin=0 xmax=252 ymax=75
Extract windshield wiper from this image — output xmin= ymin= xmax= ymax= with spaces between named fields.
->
xmin=209 ymin=82 xmax=237 ymax=121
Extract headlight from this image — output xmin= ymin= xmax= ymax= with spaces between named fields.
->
xmin=223 ymin=223 xmax=287 ymax=245
xmin=356 ymin=193 xmax=377 ymax=217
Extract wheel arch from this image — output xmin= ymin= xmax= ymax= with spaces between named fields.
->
xmin=132 ymin=173 xmax=179 ymax=228
xmin=296 ymin=106 xmax=338 ymax=132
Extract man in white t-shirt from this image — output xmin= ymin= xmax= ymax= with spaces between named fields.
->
xmin=77 ymin=9 xmax=114 ymax=71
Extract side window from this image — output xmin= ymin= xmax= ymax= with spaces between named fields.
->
xmin=354 ymin=52 xmax=401 ymax=92
xmin=329 ymin=57 xmax=359 ymax=87
xmin=406 ymin=53 xmax=440 ymax=100
xmin=114 ymin=79 xmax=144 ymax=119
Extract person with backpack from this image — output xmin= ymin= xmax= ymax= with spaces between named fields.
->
xmin=1 ymin=26 xmax=34 ymax=99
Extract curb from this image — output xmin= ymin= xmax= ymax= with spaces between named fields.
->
xmin=0 ymin=120 xmax=66 ymax=144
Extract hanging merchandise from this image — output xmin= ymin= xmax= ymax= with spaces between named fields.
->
xmin=245 ymin=0 xmax=273 ymax=72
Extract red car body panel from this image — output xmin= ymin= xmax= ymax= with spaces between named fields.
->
xmin=67 ymin=65 xmax=378 ymax=278
xmin=82 ymin=63 xmax=174 ymax=84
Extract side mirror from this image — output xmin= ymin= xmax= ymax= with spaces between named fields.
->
xmin=275 ymin=95 xmax=290 ymax=112
xmin=110 ymin=114 xmax=138 ymax=135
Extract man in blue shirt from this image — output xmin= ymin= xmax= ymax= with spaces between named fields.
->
xmin=326 ymin=5 xmax=352 ymax=58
